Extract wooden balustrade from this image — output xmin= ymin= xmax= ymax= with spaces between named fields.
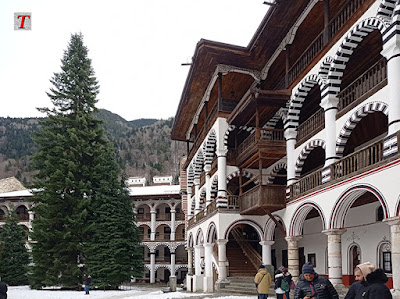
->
xmin=260 ymin=128 xmax=285 ymax=141
xmin=296 ymin=108 xmax=324 ymax=146
xmin=17 ymin=214 xmax=29 ymax=221
xmin=290 ymin=170 xmax=322 ymax=199
xmin=237 ymin=133 xmax=256 ymax=157
xmin=175 ymin=213 xmax=185 ymax=221
xmin=329 ymin=0 xmax=364 ymax=38
xmin=330 ymin=140 xmax=383 ymax=180
xmin=136 ymin=213 xmax=151 ymax=221
xmin=156 ymin=214 xmax=171 ymax=221
xmin=206 ymin=200 xmax=217 ymax=215
xmin=240 ymin=185 xmax=286 ymax=215
xmin=338 ymin=57 xmax=387 ymax=117
xmin=227 ymin=195 xmax=240 ymax=210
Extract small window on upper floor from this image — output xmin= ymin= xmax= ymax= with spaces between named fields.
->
xmin=376 ymin=206 xmax=384 ymax=222
xmin=138 ymin=208 xmax=144 ymax=214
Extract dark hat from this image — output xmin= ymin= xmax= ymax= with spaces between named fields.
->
xmin=302 ymin=262 xmax=315 ymax=274
xmin=259 ymin=264 xmax=266 ymax=269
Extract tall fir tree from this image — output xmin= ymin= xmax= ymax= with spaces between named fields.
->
xmin=0 ymin=210 xmax=30 ymax=285
xmin=30 ymin=33 xmax=142 ymax=289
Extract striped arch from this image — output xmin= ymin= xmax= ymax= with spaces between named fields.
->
xmin=187 ymin=165 xmax=194 ymax=187
xmin=329 ymin=184 xmax=389 ymax=229
xmin=226 ymin=169 xmax=259 ymax=185
xmin=318 ymin=56 xmax=334 ymax=80
xmin=289 ymin=202 xmax=327 ymax=236
xmin=294 ymin=139 xmax=326 ymax=178
xmin=199 ymin=188 xmax=206 ymax=208
xmin=224 ymin=219 xmax=264 ymax=241
xmin=206 ymin=222 xmax=218 ymax=244
xmin=322 ymin=17 xmax=387 ymax=100
xmin=195 ymin=228 xmax=204 ymax=246
xmin=377 ymin=0 xmax=397 ymax=22
xmin=203 ymin=129 xmax=217 ymax=165
xmin=188 ymin=233 xmax=194 ymax=248
xmin=194 ymin=150 xmax=204 ymax=180
xmin=266 ymin=162 xmax=287 ymax=184
xmin=264 ymin=214 xmax=286 ymax=241
xmin=210 ymin=175 xmax=218 ymax=199
xmin=285 ymin=74 xmax=325 ymax=130
xmin=144 ymin=264 xmax=152 ymax=271
xmin=223 ymin=125 xmax=236 ymax=150
xmin=336 ymin=101 xmax=388 ymax=157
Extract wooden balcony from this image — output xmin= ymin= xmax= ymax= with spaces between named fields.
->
xmin=17 ymin=214 xmax=29 ymax=222
xmin=240 ymin=185 xmax=286 ymax=215
xmin=234 ymin=128 xmax=286 ymax=168
xmin=296 ymin=108 xmax=325 ymax=147
xmin=288 ymin=132 xmax=400 ymax=201
xmin=337 ymin=57 xmax=387 ymax=118
xmin=137 ymin=213 xmax=151 ymax=222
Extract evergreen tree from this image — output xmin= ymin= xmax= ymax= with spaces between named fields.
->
xmin=30 ymin=33 xmax=142 ymax=289
xmin=0 ymin=211 xmax=30 ymax=285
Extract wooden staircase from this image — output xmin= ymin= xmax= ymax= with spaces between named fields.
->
xmin=227 ymin=240 xmax=258 ymax=277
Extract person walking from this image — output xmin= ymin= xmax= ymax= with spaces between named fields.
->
xmin=275 ymin=267 xmax=293 ymax=299
xmin=0 ymin=281 xmax=7 ymax=299
xmin=84 ymin=274 xmax=92 ymax=295
xmin=344 ymin=262 xmax=392 ymax=299
xmin=294 ymin=262 xmax=338 ymax=299
xmin=254 ymin=264 xmax=272 ymax=299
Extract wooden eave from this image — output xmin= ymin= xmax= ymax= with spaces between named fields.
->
xmin=228 ymin=89 xmax=291 ymax=127
xmin=171 ymin=0 xmax=311 ymax=141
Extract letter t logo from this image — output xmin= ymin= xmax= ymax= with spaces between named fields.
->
xmin=14 ymin=12 xmax=32 ymax=30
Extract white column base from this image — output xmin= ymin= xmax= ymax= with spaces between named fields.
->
xmin=391 ymin=289 xmax=400 ymax=299
xmin=203 ymin=276 xmax=213 ymax=292
xmin=193 ymin=275 xmax=204 ymax=292
xmin=186 ymin=274 xmax=193 ymax=292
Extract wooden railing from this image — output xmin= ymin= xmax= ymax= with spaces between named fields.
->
xmin=206 ymin=200 xmax=217 ymax=215
xmin=240 ymin=184 xmax=286 ymax=213
xmin=156 ymin=214 xmax=171 ymax=221
xmin=296 ymin=108 xmax=325 ymax=147
xmin=227 ymin=195 xmax=240 ymax=210
xmin=329 ymin=0 xmax=365 ymax=38
xmin=330 ymin=140 xmax=384 ymax=180
xmin=290 ymin=169 xmax=322 ymax=199
xmin=137 ymin=213 xmax=151 ymax=221
xmin=236 ymin=128 xmax=284 ymax=158
xmin=175 ymin=213 xmax=185 ymax=221
xmin=18 ymin=214 xmax=29 ymax=221
xmin=338 ymin=57 xmax=387 ymax=116
xmin=237 ymin=133 xmax=256 ymax=157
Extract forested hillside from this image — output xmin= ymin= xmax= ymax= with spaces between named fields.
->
xmin=0 ymin=110 xmax=185 ymax=185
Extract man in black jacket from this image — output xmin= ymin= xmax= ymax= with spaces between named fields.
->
xmin=294 ymin=262 xmax=339 ymax=299
xmin=344 ymin=262 xmax=392 ymax=299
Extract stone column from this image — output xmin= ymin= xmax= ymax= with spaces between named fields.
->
xmin=194 ymin=179 xmax=201 ymax=213
xmin=323 ymin=229 xmax=346 ymax=286
xmin=203 ymin=243 xmax=214 ymax=292
xmin=382 ymin=39 xmax=400 ymax=135
xmin=216 ymin=239 xmax=229 ymax=286
xmin=150 ymin=210 xmax=157 ymax=241
xmin=320 ymin=96 xmax=339 ymax=167
xmin=188 ymin=247 xmax=194 ymax=275
xmin=204 ymin=164 xmax=212 ymax=205
xmin=260 ymin=240 xmax=275 ymax=265
xmin=193 ymin=245 xmax=203 ymax=292
xmin=216 ymin=149 xmax=228 ymax=208
xmin=384 ymin=217 xmax=400 ymax=297
xmin=285 ymin=129 xmax=298 ymax=185
xmin=170 ymin=209 xmax=176 ymax=241
xmin=169 ymin=249 xmax=177 ymax=291
xmin=150 ymin=251 xmax=156 ymax=283
xmin=28 ymin=211 xmax=34 ymax=241
xmin=285 ymin=236 xmax=302 ymax=281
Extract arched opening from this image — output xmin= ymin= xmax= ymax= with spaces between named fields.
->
xmin=348 ymin=244 xmax=361 ymax=277
xmin=300 ymin=146 xmax=325 ymax=177
xmin=299 ymin=84 xmax=322 ymax=127
xmin=342 ymin=111 xmax=388 ymax=156
xmin=271 ymin=168 xmax=287 ymax=185
xmin=136 ymin=204 xmax=150 ymax=222
xmin=176 ymin=245 xmax=188 ymax=266
xmin=156 ymin=267 xmax=170 ymax=283
xmin=139 ymin=224 xmax=151 ymax=241
xmin=176 ymin=224 xmax=185 ymax=241
xmin=377 ymin=241 xmax=392 ymax=274
xmin=156 ymin=224 xmax=171 ymax=241
xmin=16 ymin=205 xmax=28 ymax=222
xmin=175 ymin=203 xmax=185 ymax=221
xmin=155 ymin=244 xmax=171 ymax=264
xmin=226 ymin=223 xmax=261 ymax=277
xmin=177 ymin=267 xmax=188 ymax=285
xmin=143 ymin=246 xmax=151 ymax=265
xmin=271 ymin=220 xmax=287 ymax=271
xmin=0 ymin=207 xmax=6 ymax=221
xmin=227 ymin=175 xmax=256 ymax=196
xmin=156 ymin=203 xmax=171 ymax=221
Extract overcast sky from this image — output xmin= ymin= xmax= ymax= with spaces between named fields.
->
xmin=0 ymin=0 xmax=267 ymax=121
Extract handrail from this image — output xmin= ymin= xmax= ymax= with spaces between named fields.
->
xmin=296 ymin=108 xmax=324 ymax=146
xmin=231 ymin=228 xmax=261 ymax=271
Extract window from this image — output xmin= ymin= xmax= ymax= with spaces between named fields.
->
xmin=376 ymin=206 xmax=384 ymax=221
xmin=308 ymin=253 xmax=316 ymax=267
xmin=382 ymin=252 xmax=392 ymax=273
xmin=138 ymin=208 xmax=144 ymax=214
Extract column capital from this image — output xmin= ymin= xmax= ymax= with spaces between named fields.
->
xmin=217 ymin=239 xmax=229 ymax=245
xmin=170 ymin=249 xmax=176 ymax=254
xmin=259 ymin=240 xmax=275 ymax=246
xmin=322 ymin=228 xmax=347 ymax=236
xmin=381 ymin=38 xmax=400 ymax=60
xmin=216 ymin=149 xmax=228 ymax=157
xmin=285 ymin=236 xmax=302 ymax=242
xmin=194 ymin=178 xmax=200 ymax=186
xmin=204 ymin=164 xmax=212 ymax=173
xmin=383 ymin=216 xmax=400 ymax=226
xmin=150 ymin=210 xmax=157 ymax=214
xmin=284 ymin=128 xmax=297 ymax=140
xmin=204 ymin=243 xmax=214 ymax=248
xmin=170 ymin=209 xmax=176 ymax=214
xmin=194 ymin=245 xmax=203 ymax=249
xmin=320 ymin=95 xmax=339 ymax=111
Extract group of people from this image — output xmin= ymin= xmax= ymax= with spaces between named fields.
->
xmin=254 ymin=262 xmax=392 ymax=299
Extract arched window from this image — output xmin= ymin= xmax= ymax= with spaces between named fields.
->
xmin=378 ymin=241 xmax=392 ymax=273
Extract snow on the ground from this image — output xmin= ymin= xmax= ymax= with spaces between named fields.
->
xmin=8 ymin=286 xmax=259 ymax=299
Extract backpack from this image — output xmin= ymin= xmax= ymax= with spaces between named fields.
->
xmin=280 ymin=278 xmax=289 ymax=292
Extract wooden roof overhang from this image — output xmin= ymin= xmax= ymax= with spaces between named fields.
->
xmin=171 ymin=0 xmax=312 ymax=142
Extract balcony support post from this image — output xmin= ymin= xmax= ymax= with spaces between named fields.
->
xmin=205 ymin=164 xmax=212 ymax=205
xmin=216 ymin=149 xmax=228 ymax=208
xmin=285 ymin=128 xmax=298 ymax=185
xmin=383 ymin=217 xmax=400 ymax=297
xmin=188 ymin=247 xmax=194 ymax=276
xmin=187 ymin=187 xmax=193 ymax=218
xmin=203 ymin=243 xmax=214 ymax=292
xmin=216 ymin=239 xmax=230 ymax=289
xmin=150 ymin=210 xmax=157 ymax=241
xmin=322 ymin=229 xmax=346 ymax=286
xmin=382 ymin=36 xmax=400 ymax=135
xmin=194 ymin=178 xmax=201 ymax=213
xmin=193 ymin=245 xmax=204 ymax=291
xmin=170 ymin=209 xmax=176 ymax=241
xmin=150 ymin=251 xmax=156 ymax=283
xmin=259 ymin=240 xmax=275 ymax=266
xmin=285 ymin=236 xmax=302 ymax=281
xmin=170 ymin=249 xmax=176 ymax=291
